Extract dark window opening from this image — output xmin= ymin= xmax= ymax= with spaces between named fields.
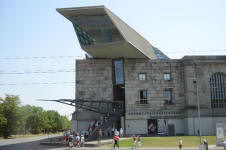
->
xmin=112 ymin=59 xmax=125 ymax=103
xmin=140 ymin=90 xmax=147 ymax=104
xmin=101 ymin=28 xmax=112 ymax=43
xmin=113 ymin=60 xmax=124 ymax=85
xmin=165 ymin=89 xmax=172 ymax=104
xmin=113 ymin=85 xmax=125 ymax=101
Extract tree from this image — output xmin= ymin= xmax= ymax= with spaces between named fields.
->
xmin=44 ymin=110 xmax=71 ymax=133
xmin=25 ymin=106 xmax=45 ymax=134
xmin=0 ymin=95 xmax=72 ymax=137
xmin=60 ymin=116 xmax=71 ymax=131
xmin=0 ymin=98 xmax=7 ymax=136
xmin=45 ymin=110 xmax=58 ymax=133
xmin=1 ymin=95 xmax=21 ymax=138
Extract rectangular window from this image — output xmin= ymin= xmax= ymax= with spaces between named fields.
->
xmin=101 ymin=28 xmax=112 ymax=43
xmin=73 ymin=23 xmax=93 ymax=46
xmin=114 ymin=60 xmax=124 ymax=85
xmin=140 ymin=90 xmax=147 ymax=104
xmin=139 ymin=73 xmax=146 ymax=80
xmin=164 ymin=73 xmax=171 ymax=80
xmin=165 ymin=89 xmax=172 ymax=104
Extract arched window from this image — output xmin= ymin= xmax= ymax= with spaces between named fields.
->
xmin=210 ymin=73 xmax=226 ymax=108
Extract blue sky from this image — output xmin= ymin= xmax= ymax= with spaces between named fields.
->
xmin=1 ymin=0 xmax=226 ymax=117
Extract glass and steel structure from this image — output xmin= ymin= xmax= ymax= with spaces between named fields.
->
xmin=210 ymin=73 xmax=226 ymax=108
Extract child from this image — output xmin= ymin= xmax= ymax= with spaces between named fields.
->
xmin=113 ymin=135 xmax=119 ymax=149
xmin=203 ymin=139 xmax=208 ymax=150
xmin=137 ymin=135 xmax=141 ymax=147
xmin=132 ymin=135 xmax=137 ymax=149
xmin=68 ymin=135 xmax=74 ymax=148
xmin=178 ymin=138 xmax=183 ymax=150
xmin=76 ymin=134 xmax=80 ymax=147
xmin=80 ymin=135 xmax=85 ymax=147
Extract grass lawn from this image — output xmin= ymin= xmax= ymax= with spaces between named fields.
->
xmin=109 ymin=136 xmax=216 ymax=147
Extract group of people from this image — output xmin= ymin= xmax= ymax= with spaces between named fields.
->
xmin=63 ymin=129 xmax=226 ymax=149
xmin=113 ymin=133 xmax=141 ymax=149
xmin=112 ymin=127 xmax=124 ymax=137
xmin=131 ymin=135 xmax=141 ymax=149
xmin=63 ymin=130 xmax=86 ymax=148
xmin=178 ymin=138 xmax=209 ymax=150
xmin=87 ymin=112 xmax=113 ymax=138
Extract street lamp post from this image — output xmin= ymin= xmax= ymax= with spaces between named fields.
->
xmin=193 ymin=80 xmax=202 ymax=146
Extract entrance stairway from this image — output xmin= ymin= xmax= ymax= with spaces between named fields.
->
xmin=38 ymin=98 xmax=125 ymax=141
xmin=86 ymin=114 xmax=120 ymax=141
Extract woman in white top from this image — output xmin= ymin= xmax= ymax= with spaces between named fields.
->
xmin=80 ymin=135 xmax=85 ymax=147
xmin=178 ymin=139 xmax=182 ymax=150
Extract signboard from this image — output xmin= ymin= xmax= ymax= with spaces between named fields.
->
xmin=216 ymin=123 xmax=226 ymax=146
xmin=157 ymin=119 xmax=167 ymax=135
xmin=128 ymin=111 xmax=182 ymax=117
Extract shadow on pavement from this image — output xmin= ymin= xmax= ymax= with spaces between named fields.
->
xmin=0 ymin=137 xmax=65 ymax=150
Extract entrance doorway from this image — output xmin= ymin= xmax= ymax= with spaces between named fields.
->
xmin=112 ymin=59 xmax=125 ymax=129
xmin=147 ymin=119 xmax=158 ymax=135
xmin=168 ymin=124 xmax=175 ymax=136
xmin=112 ymin=59 xmax=125 ymax=102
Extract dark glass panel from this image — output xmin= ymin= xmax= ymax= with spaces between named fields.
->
xmin=101 ymin=28 xmax=112 ymax=43
xmin=140 ymin=90 xmax=147 ymax=104
xmin=114 ymin=60 xmax=124 ymax=85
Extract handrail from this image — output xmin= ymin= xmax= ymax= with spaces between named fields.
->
xmin=38 ymin=98 xmax=125 ymax=116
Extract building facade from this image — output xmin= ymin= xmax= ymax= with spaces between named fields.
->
xmin=57 ymin=6 xmax=226 ymax=136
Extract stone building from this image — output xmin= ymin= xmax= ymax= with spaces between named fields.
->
xmin=57 ymin=6 xmax=226 ymax=136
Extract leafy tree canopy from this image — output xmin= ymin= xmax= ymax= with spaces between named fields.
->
xmin=0 ymin=95 xmax=72 ymax=138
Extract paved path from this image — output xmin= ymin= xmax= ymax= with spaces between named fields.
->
xmin=38 ymin=147 xmax=223 ymax=150
xmin=0 ymin=135 xmax=224 ymax=150
xmin=0 ymin=134 xmax=64 ymax=150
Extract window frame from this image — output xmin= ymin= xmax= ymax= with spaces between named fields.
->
xmin=164 ymin=73 xmax=171 ymax=81
xmin=140 ymin=90 xmax=148 ymax=104
xmin=164 ymin=88 xmax=173 ymax=104
xmin=210 ymin=72 xmax=226 ymax=109
xmin=138 ymin=73 xmax=147 ymax=81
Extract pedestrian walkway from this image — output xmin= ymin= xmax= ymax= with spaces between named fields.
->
xmin=86 ymin=137 xmax=130 ymax=146
xmin=54 ymin=147 xmax=223 ymax=150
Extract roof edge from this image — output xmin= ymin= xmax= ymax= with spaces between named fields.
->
xmin=56 ymin=5 xmax=105 ymax=12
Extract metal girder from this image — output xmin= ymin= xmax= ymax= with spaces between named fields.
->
xmin=37 ymin=99 xmax=124 ymax=116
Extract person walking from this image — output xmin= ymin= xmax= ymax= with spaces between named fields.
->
xmin=137 ymin=135 xmax=141 ymax=147
xmin=80 ymin=135 xmax=85 ymax=147
xmin=203 ymin=139 xmax=208 ymax=150
xmin=178 ymin=138 xmax=183 ymax=150
xmin=223 ymin=140 xmax=226 ymax=150
xmin=113 ymin=135 xmax=119 ymax=149
xmin=132 ymin=135 xmax=137 ymax=149
xmin=120 ymin=128 xmax=123 ymax=137
xmin=68 ymin=134 xmax=74 ymax=148
xmin=76 ymin=134 xmax=80 ymax=147
xmin=112 ymin=127 xmax=115 ymax=136
xmin=115 ymin=128 xmax=119 ymax=136
xmin=98 ymin=129 xmax=103 ymax=147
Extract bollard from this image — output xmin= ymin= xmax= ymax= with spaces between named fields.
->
xmin=198 ymin=144 xmax=205 ymax=150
